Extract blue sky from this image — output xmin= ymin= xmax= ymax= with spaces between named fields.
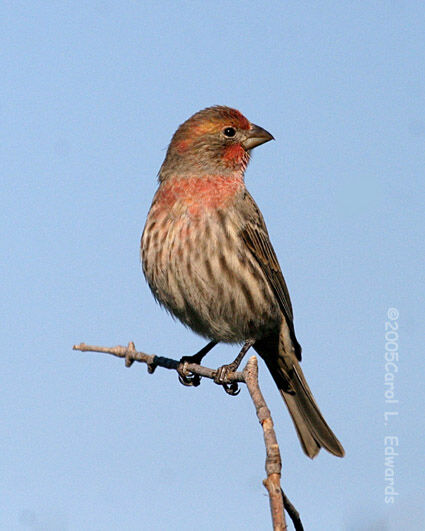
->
xmin=1 ymin=2 xmax=424 ymax=530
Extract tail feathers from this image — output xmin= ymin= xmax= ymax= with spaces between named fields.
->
xmin=281 ymin=391 xmax=321 ymax=458
xmin=264 ymin=356 xmax=345 ymax=459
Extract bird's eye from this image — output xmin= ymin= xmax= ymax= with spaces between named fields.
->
xmin=223 ymin=127 xmax=236 ymax=138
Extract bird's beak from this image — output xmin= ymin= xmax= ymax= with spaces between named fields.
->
xmin=241 ymin=123 xmax=274 ymax=150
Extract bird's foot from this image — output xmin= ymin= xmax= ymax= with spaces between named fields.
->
xmin=213 ymin=339 xmax=255 ymax=396
xmin=214 ymin=363 xmax=241 ymax=396
xmin=176 ymin=341 xmax=218 ymax=388
xmin=177 ymin=358 xmax=201 ymax=387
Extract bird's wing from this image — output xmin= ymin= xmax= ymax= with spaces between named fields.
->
xmin=240 ymin=191 xmax=302 ymax=358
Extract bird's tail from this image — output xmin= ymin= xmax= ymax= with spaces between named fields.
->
xmin=255 ymin=337 xmax=345 ymax=459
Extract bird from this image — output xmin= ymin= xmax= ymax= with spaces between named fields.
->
xmin=140 ymin=106 xmax=344 ymax=458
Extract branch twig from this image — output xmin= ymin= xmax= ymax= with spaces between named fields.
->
xmin=73 ymin=342 xmax=245 ymax=381
xmin=244 ymin=356 xmax=286 ymax=530
xmin=73 ymin=342 xmax=302 ymax=530
xmin=281 ymin=489 xmax=304 ymax=531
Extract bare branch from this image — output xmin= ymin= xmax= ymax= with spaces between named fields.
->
xmin=73 ymin=342 xmax=303 ymax=530
xmin=281 ymin=489 xmax=304 ymax=531
xmin=244 ymin=356 xmax=286 ymax=530
xmin=73 ymin=342 xmax=245 ymax=382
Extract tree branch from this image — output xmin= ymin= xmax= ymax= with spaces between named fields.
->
xmin=244 ymin=356 xmax=286 ymax=530
xmin=73 ymin=342 xmax=303 ymax=530
xmin=73 ymin=342 xmax=245 ymax=380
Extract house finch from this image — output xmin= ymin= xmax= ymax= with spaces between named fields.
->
xmin=141 ymin=106 xmax=344 ymax=458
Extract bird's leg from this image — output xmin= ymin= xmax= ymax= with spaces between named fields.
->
xmin=177 ymin=341 xmax=218 ymax=387
xmin=180 ymin=340 xmax=218 ymax=366
xmin=214 ymin=339 xmax=256 ymax=395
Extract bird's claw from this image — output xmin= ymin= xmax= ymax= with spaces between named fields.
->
xmin=177 ymin=361 xmax=201 ymax=387
xmin=214 ymin=364 xmax=240 ymax=396
xmin=222 ymin=381 xmax=240 ymax=396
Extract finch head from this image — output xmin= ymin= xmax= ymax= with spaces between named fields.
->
xmin=159 ymin=106 xmax=274 ymax=181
